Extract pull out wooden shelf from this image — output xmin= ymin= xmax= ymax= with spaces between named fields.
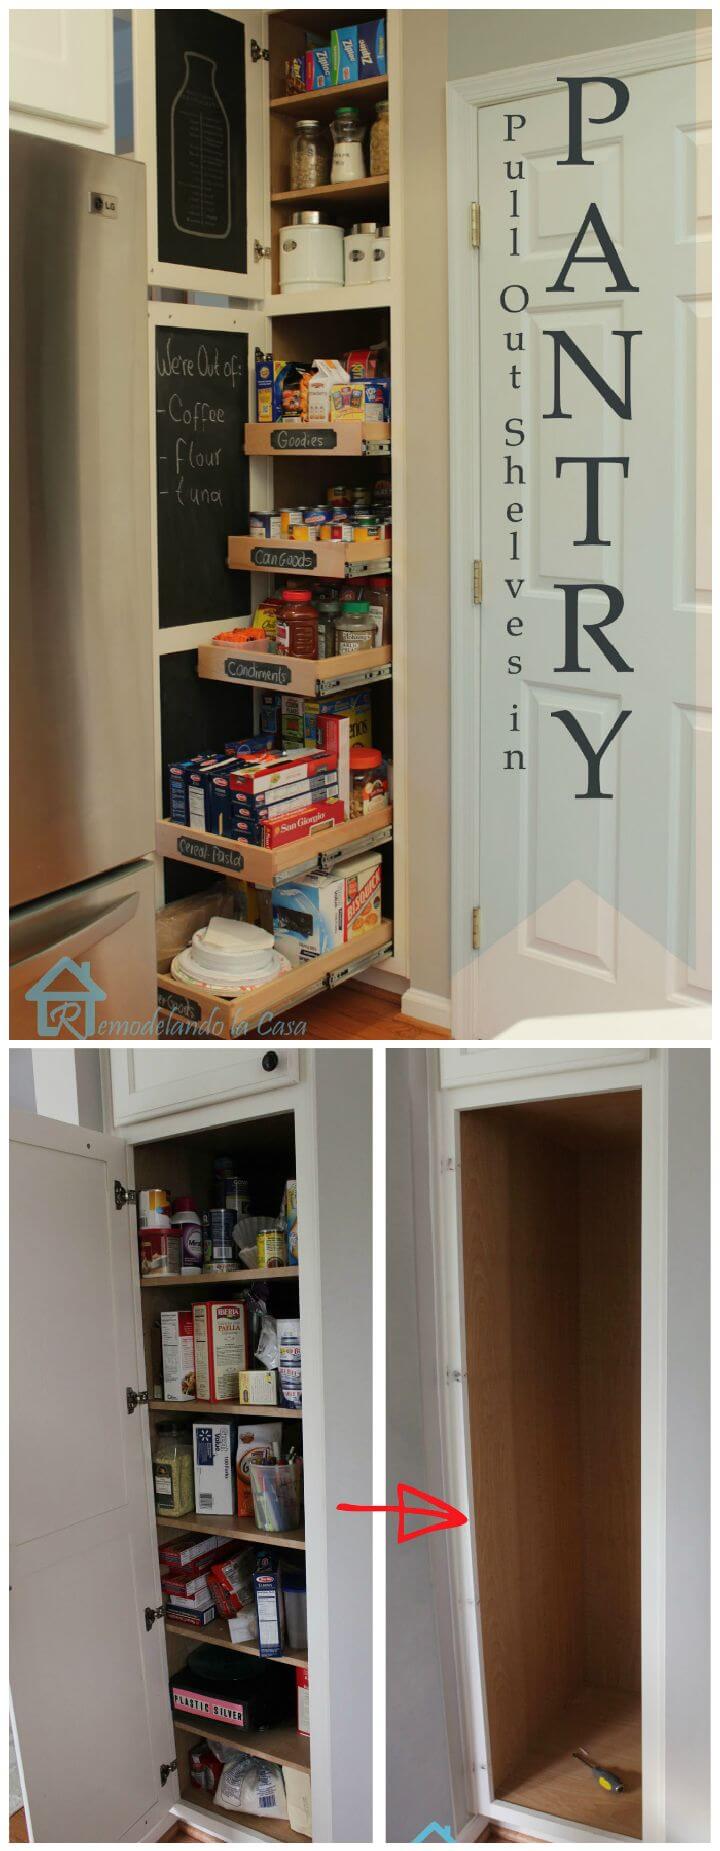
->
xmin=158 ymin=917 xmax=394 ymax=1039
xmin=165 ymin=1613 xmax=308 ymax=1669
xmin=157 ymin=1511 xmax=306 ymax=1551
xmin=173 ymin=1715 xmax=310 ymax=1773
xmin=155 ymin=807 xmax=393 ymax=890
xmin=197 ymin=642 xmax=391 ymax=697
xmin=244 ymin=421 xmax=391 ymax=458
xmin=227 ymin=534 xmax=391 ymax=580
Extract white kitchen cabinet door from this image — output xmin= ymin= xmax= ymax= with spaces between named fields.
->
xmin=110 ymin=1048 xmax=299 ymax=1127
xmin=10 ymin=1110 xmax=176 ymax=1843
xmin=9 ymin=10 xmax=115 ymax=150
xmin=439 ymin=1047 xmax=650 ymax=1089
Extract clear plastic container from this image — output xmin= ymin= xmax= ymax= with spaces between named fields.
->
xmin=249 ymin=1460 xmax=304 ymax=1532
xmin=153 ymin=1424 xmax=194 ymax=1517
xmin=290 ymin=119 xmax=330 ymax=190
xmin=369 ymin=99 xmax=390 ymax=176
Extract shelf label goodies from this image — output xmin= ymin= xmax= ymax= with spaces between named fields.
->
xmin=253 ymin=1552 xmax=286 ymax=1657
xmin=193 ymin=1419 xmax=238 ymax=1515
xmin=193 ymin=1301 xmax=249 ymax=1400
xmin=270 ymin=427 xmax=338 ymax=451
xmin=235 ymin=1423 xmax=283 ymax=1516
xmin=161 ymin=1309 xmax=196 ymax=1400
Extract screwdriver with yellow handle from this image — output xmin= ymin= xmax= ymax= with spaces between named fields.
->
xmin=573 ymin=1747 xmax=624 ymax=1793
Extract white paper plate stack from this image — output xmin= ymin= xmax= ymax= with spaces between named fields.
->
xmin=171 ymin=915 xmax=291 ymax=996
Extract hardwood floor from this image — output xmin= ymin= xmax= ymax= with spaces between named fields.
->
xmin=247 ymin=980 xmax=450 ymax=1040
xmin=9 ymin=1810 xmax=28 ymax=1843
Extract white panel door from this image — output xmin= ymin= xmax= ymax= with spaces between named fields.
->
xmin=458 ymin=55 xmax=710 ymax=1036
xmin=110 ymin=1046 xmax=299 ymax=1126
xmin=10 ymin=1111 xmax=176 ymax=1842
xmin=9 ymin=10 xmax=114 ymax=149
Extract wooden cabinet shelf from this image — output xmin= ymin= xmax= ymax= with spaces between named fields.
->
xmin=177 ymin=1781 xmax=309 ymax=1842
xmin=265 ymin=282 xmax=390 ymax=316
xmin=227 ymin=533 xmax=391 ymax=580
xmin=197 ymin=642 xmax=391 ymax=698
xmin=157 ymin=1511 xmax=306 ymax=1551
xmin=173 ymin=1713 xmax=310 ymax=1773
xmin=271 ymin=174 xmax=388 ymax=211
xmin=155 ymin=808 xmax=393 ymax=891
xmin=150 ymin=1398 xmax=302 ymax=1417
xmin=165 ymin=1613 xmax=308 ymax=1669
xmin=244 ymin=420 xmax=391 ymax=458
xmin=141 ymin=1268 xmax=298 ymax=1288
xmin=270 ymin=73 xmax=388 ymax=120
xmin=158 ymin=915 xmax=394 ymax=1039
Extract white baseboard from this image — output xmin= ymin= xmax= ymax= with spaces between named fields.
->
xmin=401 ymin=987 xmax=452 ymax=1032
xmin=455 ymin=1813 xmax=489 ymax=1842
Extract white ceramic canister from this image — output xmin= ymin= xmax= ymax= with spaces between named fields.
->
xmin=279 ymin=211 xmax=344 ymax=294
xmin=344 ymin=221 xmax=379 ymax=289
xmin=372 ymin=225 xmax=391 ymax=285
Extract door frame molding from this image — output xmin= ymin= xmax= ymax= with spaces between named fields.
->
xmin=447 ymin=28 xmax=712 ymax=1040
xmin=421 ymin=1050 xmax=670 ymax=1843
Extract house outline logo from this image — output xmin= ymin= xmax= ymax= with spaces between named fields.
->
xmin=25 ymin=955 xmax=106 ymax=1039
xmin=413 ymin=1828 xmax=455 ymax=1844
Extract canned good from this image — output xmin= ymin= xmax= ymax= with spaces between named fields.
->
xmin=291 ymin=523 xmax=310 ymax=541
xmin=258 ymin=1227 xmax=288 ymax=1268
xmin=280 ymin=509 xmax=296 ymax=535
xmin=204 ymin=1208 xmax=239 ymax=1273
xmin=139 ymin=1188 xmax=171 ymax=1230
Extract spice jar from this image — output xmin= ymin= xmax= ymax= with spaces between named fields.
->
xmin=350 ymin=746 xmax=389 ymax=816
xmin=331 ymin=107 xmax=366 ymax=184
xmin=276 ymin=587 xmax=319 ymax=660
xmin=334 ymin=601 xmax=376 ymax=655
xmin=369 ymin=99 xmax=390 ymax=176
xmin=316 ymin=591 xmax=341 ymax=658
xmin=365 ymin=576 xmax=392 ymax=645
xmin=290 ymin=119 xmax=330 ymax=190
xmin=153 ymin=1424 xmax=194 ymax=1518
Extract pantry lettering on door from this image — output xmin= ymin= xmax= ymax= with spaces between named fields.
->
xmin=500 ymin=78 xmax=638 ymax=797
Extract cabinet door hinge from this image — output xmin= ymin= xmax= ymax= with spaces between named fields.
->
xmin=115 ymin=1181 xmax=137 ymax=1210
xmin=126 ymin=1386 xmax=149 ymax=1414
xmin=470 ymin=201 xmax=481 ymax=248
xmin=472 ymin=905 xmax=482 ymax=951
xmin=473 ymin=559 xmax=483 ymax=604
xmin=440 ymin=1155 xmax=456 ymax=1174
xmin=160 ymin=1759 xmax=177 ymax=1787
xmin=254 ymin=238 xmax=271 ymax=262
xmin=145 ymin=1603 xmax=165 ymax=1631
xmin=250 ymin=38 xmax=269 ymax=62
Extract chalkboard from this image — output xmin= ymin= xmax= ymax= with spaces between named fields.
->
xmin=155 ymin=10 xmax=247 ymax=275
xmin=155 ymin=323 xmax=250 ymax=627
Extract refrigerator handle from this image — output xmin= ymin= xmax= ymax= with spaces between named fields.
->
xmin=11 ymin=891 xmax=141 ymax=984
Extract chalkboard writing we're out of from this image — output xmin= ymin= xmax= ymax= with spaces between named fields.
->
xmin=155 ymin=323 xmax=250 ymax=627
xmin=155 ymin=9 xmax=247 ymax=275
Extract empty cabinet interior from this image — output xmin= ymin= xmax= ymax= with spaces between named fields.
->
xmin=459 ymin=1089 xmax=642 ymax=1839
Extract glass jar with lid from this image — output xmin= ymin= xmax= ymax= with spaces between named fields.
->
xmin=334 ymin=600 xmax=376 ymax=656
xmin=276 ymin=587 xmax=319 ymax=660
xmin=369 ymin=99 xmax=390 ymax=176
xmin=290 ymin=119 xmax=330 ymax=190
xmin=331 ymin=107 xmax=366 ymax=184
xmin=153 ymin=1423 xmax=194 ymax=1518
xmin=315 ymin=591 xmax=341 ymax=659
xmin=350 ymin=745 xmax=389 ymax=816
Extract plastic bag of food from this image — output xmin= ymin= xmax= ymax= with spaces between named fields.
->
xmin=215 ymin=1753 xmax=288 ymax=1819
xmin=255 ymin=1313 xmax=279 ymax=1369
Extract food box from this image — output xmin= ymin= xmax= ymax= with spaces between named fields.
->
xmin=330 ymin=23 xmax=358 ymax=84
xmin=208 ymin=1544 xmax=257 ymax=1621
xmin=165 ymin=1602 xmax=218 ymax=1629
xmin=305 ymin=45 xmax=331 ymax=90
xmin=296 ymin=1666 xmax=310 ymax=1735
xmin=193 ymin=1420 xmax=237 ymax=1517
xmin=302 ymin=689 xmax=372 ymax=750
xmin=162 ymin=1567 xmax=216 ymax=1614
xmin=261 ymin=797 xmax=345 ymax=848
xmin=253 ymin=1553 xmax=286 ymax=1657
xmin=238 ymin=1369 xmax=278 ymax=1405
xmin=357 ymin=18 xmax=387 ymax=77
xmin=343 ymin=850 xmax=383 ymax=939
xmin=235 ymin=1423 xmax=284 ymax=1515
xmin=159 ymin=1533 xmax=234 ymax=1574
xmin=283 ymin=1766 xmax=312 ymax=1837
xmin=193 ymin=1301 xmax=249 ymax=1401
xmin=272 ymin=873 xmax=345 ymax=965
xmin=161 ymin=1309 xmax=196 ymax=1401
xmin=284 ymin=54 xmax=306 ymax=95
xmin=316 ymin=713 xmax=350 ymax=817
xmin=139 ymin=1228 xmax=180 ymax=1277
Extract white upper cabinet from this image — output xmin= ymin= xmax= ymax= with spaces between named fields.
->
xmin=10 ymin=10 xmax=115 ymax=149
xmin=110 ymin=1048 xmax=300 ymax=1127
xmin=439 ymin=1048 xmax=650 ymax=1089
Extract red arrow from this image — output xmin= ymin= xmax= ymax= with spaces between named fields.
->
xmin=337 ymin=1481 xmax=468 ymax=1545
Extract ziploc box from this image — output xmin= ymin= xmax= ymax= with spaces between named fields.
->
xmin=306 ymin=45 xmax=331 ymax=90
xmin=193 ymin=1419 xmax=237 ymax=1517
xmin=330 ymin=23 xmax=358 ymax=84
xmin=303 ymin=688 xmax=372 ymax=750
xmin=272 ymin=872 xmax=345 ymax=965
xmin=357 ymin=18 xmax=387 ymax=77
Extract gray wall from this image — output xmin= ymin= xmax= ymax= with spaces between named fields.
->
xmin=315 ymin=1052 xmax=373 ymax=1842
xmin=9 ymin=1050 xmax=104 ymax=1126
xmin=448 ymin=9 xmax=710 ymax=77
xmin=665 ymin=1050 xmax=710 ymax=1839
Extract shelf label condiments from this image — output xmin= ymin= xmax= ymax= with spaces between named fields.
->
xmin=224 ymin=657 xmax=293 ymax=685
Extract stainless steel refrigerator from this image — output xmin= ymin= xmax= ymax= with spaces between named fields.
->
xmin=10 ymin=132 xmax=158 ymax=1038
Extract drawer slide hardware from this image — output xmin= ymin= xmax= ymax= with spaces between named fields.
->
xmin=160 ymin=1760 xmax=177 ymax=1787
xmin=115 ymin=1181 xmax=137 ymax=1210
xmin=127 ymin=1386 xmax=149 ymax=1415
xmin=145 ymin=1604 xmax=165 ymax=1631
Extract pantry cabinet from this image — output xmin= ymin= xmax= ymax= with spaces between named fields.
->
xmin=10 ymin=1052 xmax=371 ymax=1843
xmin=127 ymin=7 xmax=408 ymax=1033
xmin=425 ymin=1050 xmax=708 ymax=1844
xmin=110 ymin=1048 xmax=300 ymax=1128
xmin=9 ymin=9 xmax=114 ymax=149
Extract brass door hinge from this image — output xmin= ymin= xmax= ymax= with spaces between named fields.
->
xmin=250 ymin=38 xmax=269 ymax=62
xmin=472 ymin=906 xmax=482 ymax=951
xmin=473 ymin=560 xmax=483 ymax=604
xmin=115 ymin=1181 xmax=137 ymax=1209
xmin=470 ymin=201 xmax=481 ymax=248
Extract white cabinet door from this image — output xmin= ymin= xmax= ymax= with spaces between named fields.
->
xmin=9 ymin=10 xmax=114 ymax=149
xmin=10 ymin=1110 xmax=176 ymax=1842
xmin=110 ymin=1047 xmax=299 ymax=1126
xmin=439 ymin=1048 xmax=650 ymax=1089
